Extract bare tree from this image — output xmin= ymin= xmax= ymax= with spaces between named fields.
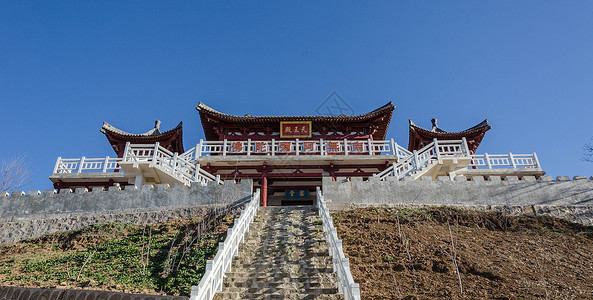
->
xmin=585 ymin=138 xmax=593 ymax=163
xmin=0 ymin=154 xmax=32 ymax=192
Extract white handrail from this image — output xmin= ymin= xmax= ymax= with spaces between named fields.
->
xmin=375 ymin=140 xmax=468 ymax=181
xmin=53 ymin=157 xmax=122 ymax=174
xmin=469 ymin=153 xmax=541 ymax=169
xmin=183 ymin=139 xmax=401 ymax=159
xmin=189 ymin=189 xmax=261 ymax=300
xmin=316 ymin=187 xmax=360 ymax=300
xmin=123 ymin=144 xmax=224 ymax=186
xmin=54 ymin=144 xmax=224 ymax=186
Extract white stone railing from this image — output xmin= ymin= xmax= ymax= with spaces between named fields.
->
xmin=189 ymin=189 xmax=260 ymax=300
xmin=316 ymin=187 xmax=361 ymax=300
xmin=183 ymin=138 xmax=411 ymax=159
xmin=469 ymin=153 xmax=540 ymax=169
xmin=375 ymin=139 xmax=469 ymax=181
xmin=53 ymin=157 xmax=122 ymax=174
xmin=53 ymin=143 xmax=223 ymax=186
xmin=122 ymin=143 xmax=224 ymax=186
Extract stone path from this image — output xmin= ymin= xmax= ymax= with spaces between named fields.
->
xmin=214 ymin=206 xmax=343 ymax=300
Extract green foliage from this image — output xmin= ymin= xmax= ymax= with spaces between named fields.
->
xmin=1 ymin=217 xmax=232 ymax=296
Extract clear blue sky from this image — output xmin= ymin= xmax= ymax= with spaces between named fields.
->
xmin=1 ymin=1 xmax=592 ymax=191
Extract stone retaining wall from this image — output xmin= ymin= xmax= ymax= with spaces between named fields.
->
xmin=0 ymin=205 xmax=222 ymax=244
xmin=0 ymin=180 xmax=253 ymax=244
xmin=0 ymin=286 xmax=187 ymax=300
xmin=323 ymin=175 xmax=593 ymax=225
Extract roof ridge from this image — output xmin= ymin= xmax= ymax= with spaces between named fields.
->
xmin=197 ymin=101 xmax=395 ymax=119
xmin=101 ymin=121 xmax=183 ymax=137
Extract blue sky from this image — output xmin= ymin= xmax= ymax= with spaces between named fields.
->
xmin=1 ymin=1 xmax=592 ymax=191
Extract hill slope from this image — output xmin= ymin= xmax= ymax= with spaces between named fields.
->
xmin=333 ymin=207 xmax=593 ymax=299
xmin=0 ymin=212 xmax=236 ymax=296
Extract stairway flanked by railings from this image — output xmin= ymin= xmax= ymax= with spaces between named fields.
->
xmin=213 ymin=206 xmax=343 ymax=299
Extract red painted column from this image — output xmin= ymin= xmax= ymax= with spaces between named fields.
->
xmin=262 ymin=175 xmax=268 ymax=207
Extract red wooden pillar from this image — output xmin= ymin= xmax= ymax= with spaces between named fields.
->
xmin=262 ymin=175 xmax=268 ymax=207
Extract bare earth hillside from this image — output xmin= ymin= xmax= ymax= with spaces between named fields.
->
xmin=332 ymin=207 xmax=593 ymax=300
xmin=1 ymin=207 xmax=592 ymax=299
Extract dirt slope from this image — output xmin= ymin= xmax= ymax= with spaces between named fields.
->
xmin=332 ymin=207 xmax=593 ymax=300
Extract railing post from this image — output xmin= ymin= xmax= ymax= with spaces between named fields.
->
xmin=509 ymin=152 xmax=517 ymax=168
xmin=172 ymin=152 xmax=178 ymax=172
xmin=413 ymin=150 xmax=419 ymax=169
xmin=247 ymin=139 xmax=251 ymax=156
xmin=344 ymin=139 xmax=348 ymax=155
xmin=320 ymin=138 xmax=324 ymax=156
xmin=296 ymin=139 xmax=300 ymax=155
xmin=78 ymin=156 xmax=85 ymax=173
xmin=433 ymin=138 xmax=441 ymax=160
xmin=195 ymin=163 xmax=201 ymax=182
xmin=533 ymin=152 xmax=540 ymax=169
xmin=153 ymin=142 xmax=160 ymax=164
xmin=462 ymin=137 xmax=469 ymax=155
xmin=222 ymin=139 xmax=227 ymax=156
xmin=53 ymin=157 xmax=62 ymax=174
xmin=123 ymin=142 xmax=131 ymax=161
xmin=271 ymin=139 xmax=275 ymax=156
xmin=367 ymin=139 xmax=373 ymax=155
xmin=102 ymin=156 xmax=110 ymax=172
xmin=485 ymin=153 xmax=492 ymax=169
xmin=391 ymin=138 xmax=396 ymax=156
xmin=197 ymin=139 xmax=203 ymax=157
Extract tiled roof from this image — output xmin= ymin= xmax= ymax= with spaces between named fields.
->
xmin=196 ymin=102 xmax=395 ymax=122
xmin=408 ymin=119 xmax=491 ymax=153
xmin=100 ymin=121 xmax=184 ymax=155
xmin=196 ymin=102 xmax=395 ymax=141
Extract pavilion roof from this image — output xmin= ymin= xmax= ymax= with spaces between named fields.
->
xmin=100 ymin=120 xmax=184 ymax=156
xmin=408 ymin=119 xmax=491 ymax=153
xmin=196 ymin=102 xmax=395 ymax=141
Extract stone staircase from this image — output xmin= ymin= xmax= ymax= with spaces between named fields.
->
xmin=214 ymin=206 xmax=344 ymax=300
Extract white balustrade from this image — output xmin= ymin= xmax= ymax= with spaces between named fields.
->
xmin=375 ymin=138 xmax=541 ymax=181
xmin=316 ymin=187 xmax=361 ymax=300
xmin=182 ymin=139 xmax=401 ymax=159
xmin=469 ymin=153 xmax=540 ymax=169
xmin=53 ymin=157 xmax=122 ymax=174
xmin=190 ymin=189 xmax=260 ymax=300
xmin=53 ymin=143 xmax=223 ymax=186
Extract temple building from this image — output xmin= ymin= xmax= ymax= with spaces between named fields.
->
xmin=101 ymin=120 xmax=184 ymax=157
xmin=408 ymin=118 xmax=491 ymax=154
xmin=50 ymin=101 xmax=544 ymax=206
xmin=51 ymin=120 xmax=184 ymax=190
xmin=195 ymin=102 xmax=397 ymax=205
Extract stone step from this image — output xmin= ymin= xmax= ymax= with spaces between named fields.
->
xmin=222 ymin=280 xmax=338 ymax=289
xmin=223 ymin=272 xmax=337 ymax=280
xmin=228 ymin=266 xmax=335 ymax=274
xmin=218 ymin=287 xmax=339 ymax=295
xmin=215 ymin=294 xmax=343 ymax=300
xmin=214 ymin=293 xmax=344 ymax=300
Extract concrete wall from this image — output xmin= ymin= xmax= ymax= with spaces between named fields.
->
xmin=322 ymin=175 xmax=593 ymax=223
xmin=0 ymin=286 xmax=187 ymax=300
xmin=0 ymin=180 xmax=252 ymax=244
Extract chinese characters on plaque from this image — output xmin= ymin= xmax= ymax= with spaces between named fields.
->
xmin=285 ymin=189 xmax=309 ymax=199
xmin=280 ymin=121 xmax=312 ymax=138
